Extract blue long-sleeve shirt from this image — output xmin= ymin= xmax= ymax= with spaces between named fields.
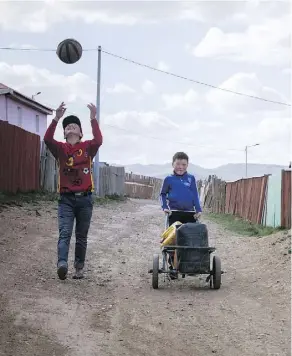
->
xmin=160 ymin=172 xmax=202 ymax=212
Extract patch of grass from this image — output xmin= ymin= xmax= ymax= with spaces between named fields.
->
xmin=0 ymin=190 xmax=58 ymax=206
xmin=94 ymin=194 xmax=127 ymax=205
xmin=0 ymin=191 xmax=127 ymax=207
xmin=206 ymin=213 xmax=285 ymax=237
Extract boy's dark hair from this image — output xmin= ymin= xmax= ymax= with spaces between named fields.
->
xmin=62 ymin=115 xmax=82 ymax=131
xmin=172 ymin=152 xmax=189 ymax=163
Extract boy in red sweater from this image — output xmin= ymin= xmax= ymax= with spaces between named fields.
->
xmin=44 ymin=102 xmax=103 ymax=280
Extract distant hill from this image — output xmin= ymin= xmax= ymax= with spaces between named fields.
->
xmin=124 ymin=163 xmax=287 ymax=182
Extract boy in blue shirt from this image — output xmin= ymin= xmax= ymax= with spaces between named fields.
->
xmin=160 ymin=152 xmax=202 ymax=278
xmin=160 ymin=151 xmax=202 ymax=223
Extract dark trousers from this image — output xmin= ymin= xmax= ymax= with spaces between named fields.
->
xmin=168 ymin=211 xmax=197 ymax=226
xmin=58 ymin=194 xmax=93 ymax=269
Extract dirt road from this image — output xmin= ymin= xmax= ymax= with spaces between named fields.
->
xmin=0 ymin=199 xmax=290 ymax=356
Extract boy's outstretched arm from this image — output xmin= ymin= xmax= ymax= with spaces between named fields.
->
xmin=191 ymin=176 xmax=202 ymax=213
xmin=87 ymin=103 xmax=103 ymax=157
xmin=160 ymin=177 xmax=169 ymax=210
xmin=44 ymin=102 xmax=66 ymax=158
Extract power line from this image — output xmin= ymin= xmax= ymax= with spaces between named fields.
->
xmin=0 ymin=45 xmax=290 ymax=107
xmin=46 ymin=106 xmax=243 ymax=152
xmin=47 ymin=106 xmax=285 ymax=155
xmin=103 ymin=123 xmax=244 ymax=152
xmin=101 ymin=49 xmax=291 ymax=107
xmin=104 ymin=125 xmax=277 ymax=152
xmin=1 ymin=45 xmax=288 ymax=152
xmin=51 ymin=105 xmax=285 ymax=152
xmin=0 ymin=47 xmax=96 ymax=52
xmin=55 ymin=107 xmax=279 ymax=152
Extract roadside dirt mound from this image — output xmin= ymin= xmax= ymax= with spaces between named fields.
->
xmin=0 ymin=199 xmax=290 ymax=356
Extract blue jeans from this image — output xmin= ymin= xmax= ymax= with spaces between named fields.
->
xmin=57 ymin=194 xmax=93 ymax=269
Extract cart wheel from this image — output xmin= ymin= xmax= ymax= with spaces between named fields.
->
xmin=152 ymin=254 xmax=159 ymax=289
xmin=211 ymin=255 xmax=221 ymax=290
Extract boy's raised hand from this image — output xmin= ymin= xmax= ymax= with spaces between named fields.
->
xmin=87 ymin=103 xmax=97 ymax=120
xmin=55 ymin=102 xmax=66 ymax=121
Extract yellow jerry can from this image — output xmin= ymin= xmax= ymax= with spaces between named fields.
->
xmin=161 ymin=221 xmax=182 ymax=246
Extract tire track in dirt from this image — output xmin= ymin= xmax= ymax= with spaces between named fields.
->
xmin=89 ymin=200 xmax=290 ymax=356
xmin=0 ymin=199 xmax=290 ymax=356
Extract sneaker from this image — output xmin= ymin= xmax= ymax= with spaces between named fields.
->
xmin=73 ymin=268 xmax=84 ymax=279
xmin=57 ymin=263 xmax=68 ymax=280
xmin=169 ymin=269 xmax=178 ymax=280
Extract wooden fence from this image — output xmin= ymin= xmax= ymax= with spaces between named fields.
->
xmin=0 ymin=121 xmax=40 ymax=193
xmin=199 ymin=171 xmax=291 ymax=228
xmin=199 ymin=176 xmax=226 ymax=214
xmin=98 ymin=165 xmax=125 ymax=197
xmin=40 ymin=141 xmax=58 ymax=192
xmin=125 ymin=173 xmax=162 ymax=200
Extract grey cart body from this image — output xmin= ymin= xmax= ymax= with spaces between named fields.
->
xmin=150 ymin=210 xmax=222 ymax=290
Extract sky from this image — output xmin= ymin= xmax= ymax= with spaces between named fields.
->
xmin=0 ymin=0 xmax=291 ymax=168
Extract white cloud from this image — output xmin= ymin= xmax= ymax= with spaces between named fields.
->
xmin=206 ymin=72 xmax=288 ymax=114
xmin=257 ymin=117 xmax=291 ymax=142
xmin=106 ymin=83 xmax=135 ymax=94
xmin=238 ymin=116 xmax=291 ymax=165
xmin=0 ymin=2 xmax=140 ymax=31
xmin=0 ymin=62 xmax=97 ymax=107
xmin=0 ymin=18 xmax=290 ymax=169
xmin=157 ymin=61 xmax=170 ymax=72
xmin=282 ymin=68 xmax=291 ymax=75
xmin=100 ymin=111 xmax=226 ymax=166
xmin=0 ymin=1 xmax=279 ymax=32
xmin=9 ymin=43 xmax=38 ymax=49
xmin=141 ymin=80 xmax=156 ymax=95
xmin=103 ymin=110 xmax=179 ymax=135
xmin=162 ymin=89 xmax=199 ymax=110
xmin=185 ymin=43 xmax=192 ymax=53
xmin=192 ymin=14 xmax=291 ymax=66
xmin=206 ymin=121 xmax=224 ymax=128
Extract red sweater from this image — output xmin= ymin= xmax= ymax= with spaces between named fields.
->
xmin=44 ymin=119 xmax=103 ymax=193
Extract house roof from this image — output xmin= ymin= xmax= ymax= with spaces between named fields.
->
xmin=0 ymin=83 xmax=54 ymax=115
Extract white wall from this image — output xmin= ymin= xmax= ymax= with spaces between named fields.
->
xmin=4 ymin=96 xmax=48 ymax=139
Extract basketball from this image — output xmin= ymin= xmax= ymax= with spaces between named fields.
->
xmin=56 ymin=38 xmax=82 ymax=64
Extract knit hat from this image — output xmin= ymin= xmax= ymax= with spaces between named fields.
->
xmin=62 ymin=115 xmax=82 ymax=133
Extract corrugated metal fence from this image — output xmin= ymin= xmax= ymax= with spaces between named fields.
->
xmin=0 ymin=121 xmax=40 ymax=193
xmin=200 ymin=171 xmax=291 ymax=228
xmin=225 ymin=176 xmax=268 ymax=224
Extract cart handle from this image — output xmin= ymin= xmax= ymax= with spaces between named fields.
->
xmin=164 ymin=214 xmax=169 ymax=230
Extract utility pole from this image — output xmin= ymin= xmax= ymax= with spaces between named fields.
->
xmin=94 ymin=46 xmax=102 ymax=196
xmin=245 ymin=143 xmax=260 ymax=178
